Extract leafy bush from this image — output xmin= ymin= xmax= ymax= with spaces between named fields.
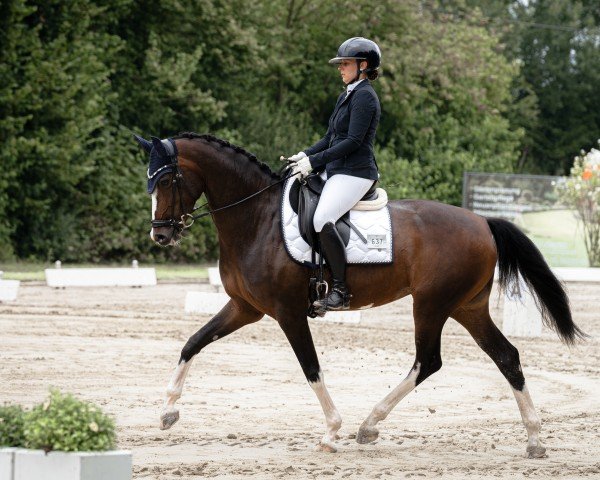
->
xmin=23 ymin=389 xmax=116 ymax=452
xmin=557 ymin=143 xmax=600 ymax=266
xmin=0 ymin=404 xmax=26 ymax=447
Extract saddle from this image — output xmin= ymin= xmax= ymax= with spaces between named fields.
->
xmin=288 ymin=174 xmax=377 ymax=253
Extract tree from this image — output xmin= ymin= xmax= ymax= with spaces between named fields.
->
xmin=517 ymin=0 xmax=600 ymax=174
xmin=375 ymin=3 xmax=522 ymax=204
xmin=444 ymin=0 xmax=600 ymax=175
xmin=0 ymin=0 xmax=38 ymax=259
xmin=0 ymin=0 xmax=127 ymax=260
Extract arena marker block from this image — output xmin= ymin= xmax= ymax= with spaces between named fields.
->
xmin=45 ymin=268 xmax=156 ymax=287
xmin=0 ymin=279 xmax=20 ymax=302
xmin=207 ymin=267 xmax=223 ymax=288
xmin=313 ymin=310 xmax=361 ymax=324
xmin=552 ymin=267 xmax=600 ymax=282
xmin=502 ymin=281 xmax=542 ymax=338
xmin=185 ymin=292 xmax=229 ymax=314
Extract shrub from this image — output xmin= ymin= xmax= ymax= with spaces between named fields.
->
xmin=0 ymin=404 xmax=26 ymax=447
xmin=557 ymin=142 xmax=600 ymax=266
xmin=23 ymin=389 xmax=116 ymax=452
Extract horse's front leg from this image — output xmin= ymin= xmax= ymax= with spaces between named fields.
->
xmin=277 ymin=310 xmax=342 ymax=453
xmin=160 ymin=299 xmax=262 ymax=430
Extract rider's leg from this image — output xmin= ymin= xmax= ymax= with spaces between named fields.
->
xmin=315 ymin=221 xmax=348 ymax=309
xmin=313 ymin=174 xmax=374 ymax=310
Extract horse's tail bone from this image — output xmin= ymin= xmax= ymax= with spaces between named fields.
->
xmin=486 ymin=217 xmax=587 ymax=345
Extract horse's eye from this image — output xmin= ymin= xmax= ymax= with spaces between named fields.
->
xmin=159 ymin=176 xmax=171 ymax=188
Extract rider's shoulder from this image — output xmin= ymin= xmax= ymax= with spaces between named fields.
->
xmin=351 ymin=85 xmax=379 ymax=104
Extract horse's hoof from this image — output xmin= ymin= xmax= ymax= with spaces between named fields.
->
xmin=526 ymin=443 xmax=547 ymax=458
xmin=316 ymin=441 xmax=338 ymax=453
xmin=356 ymin=426 xmax=379 ymax=444
xmin=160 ymin=409 xmax=180 ymax=430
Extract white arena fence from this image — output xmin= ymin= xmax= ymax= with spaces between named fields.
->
xmin=0 ymin=271 xmax=20 ymax=302
xmin=45 ymin=262 xmax=156 ymax=288
xmin=501 ymin=267 xmax=600 ymax=338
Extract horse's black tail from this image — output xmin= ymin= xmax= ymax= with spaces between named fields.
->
xmin=486 ymin=217 xmax=587 ymax=345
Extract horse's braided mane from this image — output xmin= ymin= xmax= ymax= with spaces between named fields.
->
xmin=175 ymin=132 xmax=280 ymax=179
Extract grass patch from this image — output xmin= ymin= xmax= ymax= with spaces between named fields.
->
xmin=0 ymin=262 xmax=48 ymax=281
xmin=0 ymin=262 xmax=211 ymax=282
xmin=154 ymin=264 xmax=209 ymax=280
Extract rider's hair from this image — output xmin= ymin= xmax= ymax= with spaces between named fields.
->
xmin=367 ymin=70 xmax=379 ymax=81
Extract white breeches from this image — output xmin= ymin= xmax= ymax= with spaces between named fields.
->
xmin=313 ymin=173 xmax=375 ymax=233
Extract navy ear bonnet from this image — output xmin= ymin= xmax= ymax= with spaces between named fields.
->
xmin=134 ymin=135 xmax=179 ymax=193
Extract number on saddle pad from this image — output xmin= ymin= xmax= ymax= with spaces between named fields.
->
xmin=367 ymin=234 xmax=388 ymax=249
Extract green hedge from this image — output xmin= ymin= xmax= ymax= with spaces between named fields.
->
xmin=0 ymin=404 xmax=26 ymax=447
xmin=1 ymin=389 xmax=116 ymax=452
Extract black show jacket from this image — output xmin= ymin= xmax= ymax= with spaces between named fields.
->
xmin=304 ymin=79 xmax=380 ymax=181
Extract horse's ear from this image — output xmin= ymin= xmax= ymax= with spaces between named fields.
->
xmin=151 ymin=136 xmax=168 ymax=157
xmin=133 ymin=134 xmax=153 ymax=153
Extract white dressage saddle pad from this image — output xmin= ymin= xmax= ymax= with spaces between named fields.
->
xmin=281 ymin=178 xmax=393 ymax=265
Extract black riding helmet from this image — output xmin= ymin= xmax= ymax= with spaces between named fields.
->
xmin=329 ymin=37 xmax=381 ymax=73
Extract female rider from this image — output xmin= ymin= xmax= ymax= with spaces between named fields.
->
xmin=289 ymin=37 xmax=381 ymax=312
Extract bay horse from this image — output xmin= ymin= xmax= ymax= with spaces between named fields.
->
xmin=135 ymin=132 xmax=585 ymax=457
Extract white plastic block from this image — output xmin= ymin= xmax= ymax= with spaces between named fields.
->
xmin=45 ymin=268 xmax=156 ymax=287
xmin=185 ymin=292 xmax=230 ymax=314
xmin=313 ymin=311 xmax=361 ymax=324
xmin=0 ymin=280 xmax=20 ymax=301
xmin=552 ymin=267 xmax=600 ymax=282
xmin=502 ymin=281 xmax=542 ymax=338
xmin=14 ymin=450 xmax=132 ymax=480
xmin=207 ymin=267 xmax=223 ymax=287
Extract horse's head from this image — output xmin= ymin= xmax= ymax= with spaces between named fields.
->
xmin=134 ymin=134 xmax=198 ymax=246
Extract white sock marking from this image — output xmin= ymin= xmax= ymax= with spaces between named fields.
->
xmin=163 ymin=358 xmax=193 ymax=412
xmin=309 ymin=372 xmax=342 ymax=448
xmin=364 ymin=363 xmax=421 ymax=427
xmin=511 ymin=383 xmax=543 ymax=449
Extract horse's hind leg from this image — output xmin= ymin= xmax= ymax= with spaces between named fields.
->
xmin=160 ymin=299 xmax=262 ymax=430
xmin=453 ymin=306 xmax=546 ymax=458
xmin=357 ymin=303 xmax=447 ymax=444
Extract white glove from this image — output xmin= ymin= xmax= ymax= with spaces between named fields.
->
xmin=291 ymin=156 xmax=313 ymax=177
xmin=288 ymin=151 xmax=307 ymax=162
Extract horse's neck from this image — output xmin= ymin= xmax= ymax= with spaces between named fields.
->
xmin=188 ymin=141 xmax=280 ymax=254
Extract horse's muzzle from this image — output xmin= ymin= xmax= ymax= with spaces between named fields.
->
xmin=151 ymin=227 xmax=179 ymax=246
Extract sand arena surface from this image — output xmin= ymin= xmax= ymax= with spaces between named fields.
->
xmin=1 ymin=281 xmax=599 ymax=479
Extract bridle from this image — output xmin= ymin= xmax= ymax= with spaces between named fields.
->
xmin=150 ymin=154 xmax=294 ymax=232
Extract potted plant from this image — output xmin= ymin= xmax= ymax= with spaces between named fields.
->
xmin=0 ymin=404 xmax=26 ymax=478
xmin=0 ymin=389 xmax=131 ymax=480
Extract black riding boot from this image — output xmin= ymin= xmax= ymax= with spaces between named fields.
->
xmin=313 ymin=222 xmax=351 ymax=312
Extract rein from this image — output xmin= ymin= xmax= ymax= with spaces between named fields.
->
xmin=151 ymin=162 xmax=294 ymax=231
